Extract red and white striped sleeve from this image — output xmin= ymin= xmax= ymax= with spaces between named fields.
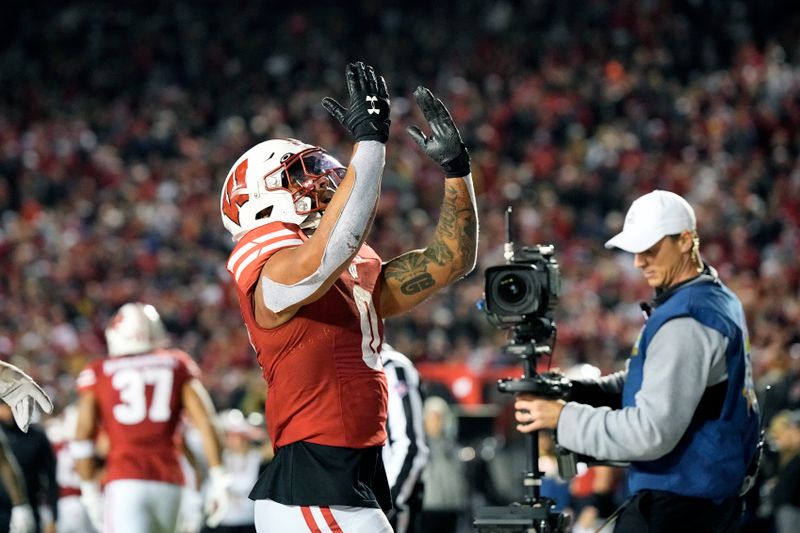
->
xmin=226 ymin=222 xmax=305 ymax=295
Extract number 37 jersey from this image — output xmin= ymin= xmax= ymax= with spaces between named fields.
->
xmin=227 ymin=222 xmax=388 ymax=450
xmin=76 ymin=348 xmax=199 ymax=484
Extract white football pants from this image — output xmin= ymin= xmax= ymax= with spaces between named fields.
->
xmin=104 ymin=479 xmax=182 ymax=533
xmin=254 ymin=498 xmax=393 ymax=533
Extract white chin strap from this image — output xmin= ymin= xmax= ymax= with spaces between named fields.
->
xmin=261 ymin=141 xmax=385 ymax=313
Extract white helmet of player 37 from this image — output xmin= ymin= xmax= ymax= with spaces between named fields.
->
xmin=220 ymin=138 xmax=346 ymax=241
xmin=105 ymin=302 xmax=168 ymax=357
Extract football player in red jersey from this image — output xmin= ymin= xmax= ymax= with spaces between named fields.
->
xmin=72 ymin=303 xmax=231 ymax=533
xmin=220 ymin=61 xmax=478 ymax=532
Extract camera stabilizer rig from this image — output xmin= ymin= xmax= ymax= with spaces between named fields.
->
xmin=473 ymin=207 xmax=574 ymax=533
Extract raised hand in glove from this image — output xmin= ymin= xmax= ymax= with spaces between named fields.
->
xmin=407 ymin=86 xmax=470 ymax=178
xmin=322 ymin=61 xmax=391 ymax=143
xmin=0 ymin=360 xmax=53 ymax=432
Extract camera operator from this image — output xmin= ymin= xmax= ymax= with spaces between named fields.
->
xmin=514 ymin=190 xmax=761 ymax=532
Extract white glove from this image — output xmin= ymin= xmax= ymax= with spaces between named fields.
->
xmin=177 ymin=488 xmax=204 ymax=533
xmin=204 ymin=466 xmax=232 ymax=528
xmin=79 ymin=481 xmax=104 ymax=531
xmin=0 ymin=360 xmax=54 ymax=432
xmin=10 ymin=504 xmax=35 ymax=533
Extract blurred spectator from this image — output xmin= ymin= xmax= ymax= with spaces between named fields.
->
xmin=201 ymin=409 xmax=264 ymax=533
xmin=0 ymin=403 xmax=57 ymax=533
xmin=766 ymin=410 xmax=800 ymax=533
xmin=420 ymin=396 xmax=468 ymax=533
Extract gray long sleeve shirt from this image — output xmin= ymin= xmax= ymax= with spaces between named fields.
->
xmin=557 ymin=317 xmax=729 ymax=461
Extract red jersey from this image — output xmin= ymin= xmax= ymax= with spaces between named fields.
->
xmin=227 ymin=222 xmax=387 ymax=449
xmin=76 ymin=348 xmax=199 ymax=484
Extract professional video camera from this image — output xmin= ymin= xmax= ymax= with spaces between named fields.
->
xmin=483 ymin=241 xmax=560 ymax=330
xmin=473 ymin=207 xmax=574 ymax=533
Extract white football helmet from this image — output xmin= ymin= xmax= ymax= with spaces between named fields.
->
xmin=105 ymin=302 xmax=168 ymax=357
xmin=220 ymin=138 xmax=346 ymax=241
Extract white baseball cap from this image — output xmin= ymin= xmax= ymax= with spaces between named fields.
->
xmin=604 ymin=190 xmax=696 ymax=253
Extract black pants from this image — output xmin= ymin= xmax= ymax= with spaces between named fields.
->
xmin=614 ymin=490 xmax=743 ymax=533
xmin=201 ymin=525 xmax=257 ymax=533
xmin=420 ymin=510 xmax=460 ymax=533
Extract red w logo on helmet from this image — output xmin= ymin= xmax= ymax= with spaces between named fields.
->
xmin=221 ymin=159 xmax=250 ymax=225
xmin=108 ymin=310 xmax=125 ymax=330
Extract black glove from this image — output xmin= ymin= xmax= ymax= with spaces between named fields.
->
xmin=322 ymin=61 xmax=391 ymax=143
xmin=406 ymin=86 xmax=470 ymax=178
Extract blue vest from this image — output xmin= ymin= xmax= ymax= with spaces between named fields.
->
xmin=622 ymin=278 xmax=760 ymax=501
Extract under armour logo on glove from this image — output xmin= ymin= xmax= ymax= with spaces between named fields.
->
xmin=321 ymin=62 xmax=391 ymax=142
xmin=366 ymin=95 xmax=380 ymax=115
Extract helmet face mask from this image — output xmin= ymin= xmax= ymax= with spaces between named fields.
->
xmin=220 ymin=139 xmax=345 ymax=241
xmin=282 ymin=149 xmax=345 ymax=215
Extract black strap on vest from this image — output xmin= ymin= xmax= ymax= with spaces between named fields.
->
xmin=691 ymin=380 xmax=728 ymax=424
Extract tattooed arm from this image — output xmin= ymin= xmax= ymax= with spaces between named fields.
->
xmin=379 ymin=87 xmax=478 ymax=317
xmin=379 ymin=178 xmax=477 ymax=317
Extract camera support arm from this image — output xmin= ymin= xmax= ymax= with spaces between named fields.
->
xmin=498 ymin=340 xmax=571 ymax=505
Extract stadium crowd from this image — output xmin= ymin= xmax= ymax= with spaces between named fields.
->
xmin=1 ymin=0 xmax=800 ymax=530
